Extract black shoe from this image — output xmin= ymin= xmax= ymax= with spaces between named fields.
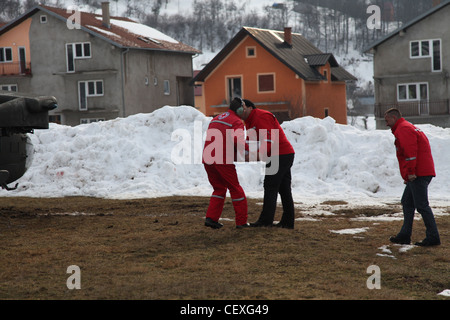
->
xmin=414 ymin=238 xmax=441 ymax=247
xmin=389 ymin=235 xmax=411 ymax=245
xmin=249 ymin=220 xmax=272 ymax=228
xmin=236 ymin=223 xmax=250 ymax=229
xmin=205 ymin=218 xmax=223 ymax=229
xmin=274 ymin=222 xmax=294 ymax=229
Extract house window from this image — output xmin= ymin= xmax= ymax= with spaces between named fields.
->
xmin=432 ymin=40 xmax=441 ymax=72
xmin=18 ymin=47 xmax=27 ymax=74
xmin=246 ymin=47 xmax=256 ymax=58
xmin=40 ymin=15 xmax=47 ymax=23
xmin=410 ymin=41 xmax=420 ymax=57
xmin=79 ymin=81 xmax=87 ymax=110
xmin=164 ymin=80 xmax=170 ymax=95
xmin=49 ymin=115 xmax=61 ymax=124
xmin=86 ymin=80 xmax=103 ymax=96
xmin=78 ymin=80 xmax=104 ymax=110
xmin=0 ymin=47 xmax=13 ymax=62
xmin=421 ymin=41 xmax=430 ymax=56
xmin=66 ymin=44 xmax=75 ymax=72
xmin=227 ymin=76 xmax=242 ymax=102
xmin=397 ymin=83 xmax=428 ymax=102
xmin=74 ymin=43 xmax=91 ymax=58
xmin=324 ymin=108 xmax=329 ymax=117
xmin=410 ymin=40 xmax=430 ymax=58
xmin=410 ymin=39 xmax=442 ymax=72
xmin=323 ymin=70 xmax=328 ymax=83
xmin=1 ymin=84 xmax=17 ymax=91
xmin=66 ymin=42 xmax=91 ymax=72
xmin=257 ymin=73 xmax=275 ymax=93
xmin=80 ymin=118 xmax=105 ymax=124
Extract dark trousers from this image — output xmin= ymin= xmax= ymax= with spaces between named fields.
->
xmin=257 ymin=153 xmax=295 ymax=227
xmin=399 ymin=176 xmax=440 ymax=242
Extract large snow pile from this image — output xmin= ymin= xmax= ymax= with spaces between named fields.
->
xmin=3 ymin=106 xmax=450 ymax=204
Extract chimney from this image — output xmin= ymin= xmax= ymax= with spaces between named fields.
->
xmin=102 ymin=2 xmax=111 ymax=28
xmin=432 ymin=0 xmax=441 ymax=6
xmin=284 ymin=27 xmax=292 ymax=46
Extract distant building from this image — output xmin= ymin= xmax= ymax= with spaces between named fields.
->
xmin=0 ymin=2 xmax=200 ymax=126
xmin=193 ymin=27 xmax=356 ymax=124
xmin=349 ymin=95 xmax=375 ymax=118
xmin=365 ymin=1 xmax=450 ymax=129
xmin=193 ymin=70 xmax=205 ymax=115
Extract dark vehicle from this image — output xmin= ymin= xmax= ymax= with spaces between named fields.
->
xmin=0 ymin=90 xmax=57 ymax=190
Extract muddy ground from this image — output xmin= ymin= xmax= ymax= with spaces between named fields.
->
xmin=0 ymin=196 xmax=449 ymax=301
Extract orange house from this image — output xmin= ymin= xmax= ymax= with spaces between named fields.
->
xmin=193 ymin=27 xmax=356 ymax=124
xmin=0 ymin=17 xmax=32 ymax=79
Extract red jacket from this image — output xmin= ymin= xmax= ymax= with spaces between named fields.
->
xmin=391 ymin=118 xmax=436 ymax=181
xmin=202 ymin=110 xmax=248 ymax=165
xmin=245 ymin=108 xmax=295 ymax=157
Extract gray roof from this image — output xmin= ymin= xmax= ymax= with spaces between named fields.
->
xmin=364 ymin=0 xmax=450 ymax=53
xmin=331 ymin=67 xmax=358 ymax=82
xmin=304 ymin=53 xmax=338 ymax=67
xmin=194 ymin=27 xmax=356 ymax=82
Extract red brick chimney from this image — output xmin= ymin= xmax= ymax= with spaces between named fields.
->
xmin=284 ymin=27 xmax=292 ymax=46
xmin=432 ymin=0 xmax=441 ymax=6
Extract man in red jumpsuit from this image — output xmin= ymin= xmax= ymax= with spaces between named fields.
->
xmin=240 ymin=99 xmax=296 ymax=229
xmin=385 ymin=108 xmax=440 ymax=246
xmin=202 ymin=98 xmax=250 ymax=229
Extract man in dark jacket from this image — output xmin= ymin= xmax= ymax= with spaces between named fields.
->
xmin=385 ymin=108 xmax=440 ymax=246
xmin=239 ymin=99 xmax=296 ymax=229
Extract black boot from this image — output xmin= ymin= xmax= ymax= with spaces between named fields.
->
xmin=274 ymin=222 xmax=294 ymax=229
xmin=415 ymin=238 xmax=441 ymax=246
xmin=389 ymin=235 xmax=411 ymax=245
xmin=205 ymin=218 xmax=223 ymax=229
xmin=249 ymin=220 xmax=272 ymax=228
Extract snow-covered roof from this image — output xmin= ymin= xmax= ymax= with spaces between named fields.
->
xmin=96 ymin=17 xmax=179 ymax=44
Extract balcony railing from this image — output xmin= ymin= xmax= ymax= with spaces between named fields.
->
xmin=0 ymin=62 xmax=32 ymax=76
xmin=375 ymin=99 xmax=450 ymax=118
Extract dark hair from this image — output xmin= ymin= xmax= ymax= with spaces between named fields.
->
xmin=229 ymin=97 xmax=243 ymax=112
xmin=385 ymin=108 xmax=402 ymax=118
xmin=243 ymin=99 xmax=256 ymax=109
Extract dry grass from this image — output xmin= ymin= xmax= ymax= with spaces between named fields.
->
xmin=0 ymin=196 xmax=449 ymax=300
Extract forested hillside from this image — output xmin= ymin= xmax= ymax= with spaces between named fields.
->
xmin=1 ymin=0 xmax=443 ymax=96
xmin=142 ymin=0 xmax=438 ymax=55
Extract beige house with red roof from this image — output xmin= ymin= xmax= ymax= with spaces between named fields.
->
xmin=0 ymin=2 xmax=200 ymax=125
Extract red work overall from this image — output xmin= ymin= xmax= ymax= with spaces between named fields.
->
xmin=202 ymin=110 xmax=248 ymax=226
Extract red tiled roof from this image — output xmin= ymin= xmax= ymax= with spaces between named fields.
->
xmin=41 ymin=5 xmax=200 ymax=54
